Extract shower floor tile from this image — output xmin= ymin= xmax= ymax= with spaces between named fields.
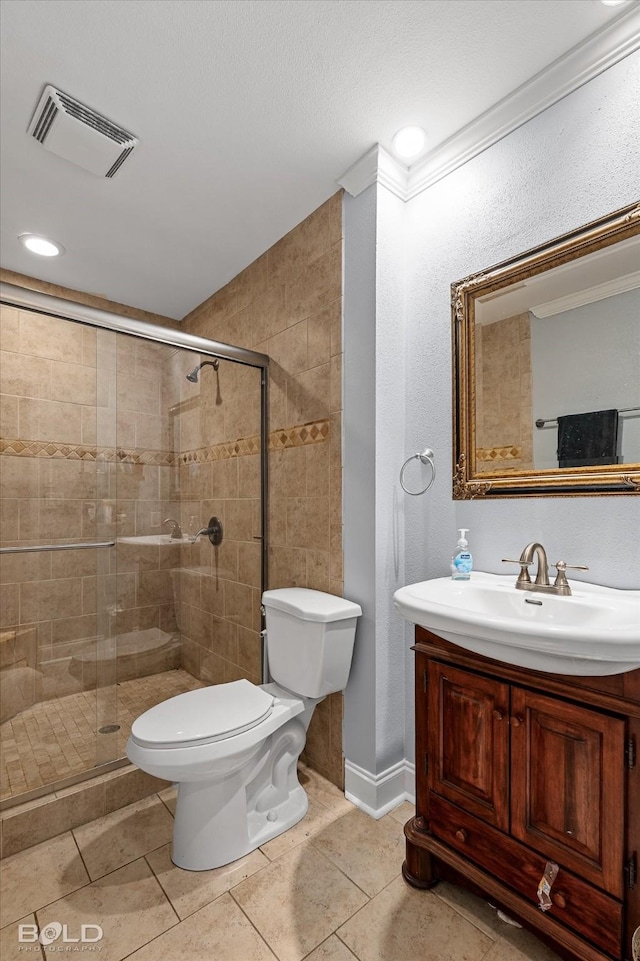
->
xmin=0 ymin=669 xmax=204 ymax=801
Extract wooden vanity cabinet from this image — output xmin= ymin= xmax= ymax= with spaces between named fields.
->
xmin=404 ymin=627 xmax=640 ymax=961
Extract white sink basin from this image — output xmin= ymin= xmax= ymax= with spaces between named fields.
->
xmin=394 ymin=572 xmax=640 ymax=676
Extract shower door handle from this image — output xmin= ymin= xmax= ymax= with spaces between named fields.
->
xmin=0 ymin=541 xmax=115 ymax=554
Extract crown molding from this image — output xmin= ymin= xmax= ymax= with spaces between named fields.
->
xmin=531 ymin=270 xmax=640 ymax=319
xmin=407 ymin=6 xmax=640 ymax=199
xmin=338 ymin=144 xmax=409 ymax=200
xmin=338 ymin=7 xmax=640 ymax=202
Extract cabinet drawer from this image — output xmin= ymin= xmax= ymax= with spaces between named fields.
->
xmin=429 ymin=792 xmax=623 ymax=958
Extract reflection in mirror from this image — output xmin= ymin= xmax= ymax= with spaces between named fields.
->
xmin=453 ymin=203 xmax=640 ymax=497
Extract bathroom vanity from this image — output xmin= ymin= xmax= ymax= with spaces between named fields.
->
xmin=404 ymin=627 xmax=640 ymax=961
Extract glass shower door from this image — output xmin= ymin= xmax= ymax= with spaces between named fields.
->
xmin=1 ymin=292 xmax=268 ymax=807
xmin=0 ymin=307 xmax=116 ymax=801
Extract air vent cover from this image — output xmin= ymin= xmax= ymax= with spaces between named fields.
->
xmin=27 ymin=84 xmax=138 ymax=178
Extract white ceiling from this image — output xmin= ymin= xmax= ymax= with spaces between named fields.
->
xmin=0 ymin=0 xmax=636 ymax=319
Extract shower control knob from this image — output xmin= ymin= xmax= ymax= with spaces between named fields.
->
xmin=191 ymin=516 xmax=223 ymax=546
xmin=206 ymin=516 xmax=223 ymax=546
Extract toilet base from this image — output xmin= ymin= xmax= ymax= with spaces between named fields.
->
xmin=171 ymin=715 xmax=310 ymax=871
xmin=247 ymin=783 xmax=308 ymax=851
xmin=172 ymin=782 xmax=309 ymax=872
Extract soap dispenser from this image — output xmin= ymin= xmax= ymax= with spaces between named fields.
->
xmin=451 ymin=528 xmax=472 ymax=581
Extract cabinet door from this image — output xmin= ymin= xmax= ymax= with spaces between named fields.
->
xmin=428 ymin=661 xmax=510 ymax=831
xmin=510 ymin=687 xmax=625 ymax=897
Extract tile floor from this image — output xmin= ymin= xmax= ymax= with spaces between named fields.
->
xmin=1 ymin=670 xmax=204 ymax=800
xmin=0 ymin=764 xmax=562 ymax=961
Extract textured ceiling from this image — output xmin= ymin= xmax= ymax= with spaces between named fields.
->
xmin=0 ymin=0 xmax=634 ymax=318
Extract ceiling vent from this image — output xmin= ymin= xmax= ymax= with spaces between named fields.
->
xmin=27 ymin=84 xmax=138 ymax=178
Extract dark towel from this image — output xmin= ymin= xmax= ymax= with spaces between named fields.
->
xmin=557 ymin=409 xmax=619 ymax=468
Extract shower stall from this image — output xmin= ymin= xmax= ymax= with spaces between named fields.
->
xmin=0 ymin=284 xmax=268 ymax=809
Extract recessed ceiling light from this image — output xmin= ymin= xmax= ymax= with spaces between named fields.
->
xmin=18 ymin=233 xmax=65 ymax=257
xmin=601 ymin=1 xmax=626 ymax=6
xmin=392 ymin=126 xmax=427 ymax=161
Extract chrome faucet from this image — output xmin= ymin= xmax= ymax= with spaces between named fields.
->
xmin=502 ymin=542 xmax=589 ymax=596
xmin=162 ymin=517 xmax=183 ymax=539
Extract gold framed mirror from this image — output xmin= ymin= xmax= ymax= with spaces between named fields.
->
xmin=452 ymin=202 xmax=640 ymax=498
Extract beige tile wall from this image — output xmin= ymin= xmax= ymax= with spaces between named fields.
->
xmin=475 ymin=312 xmax=533 ymax=473
xmin=0 ymin=300 xmax=271 ymax=801
xmin=0 ymin=627 xmax=38 ymax=724
xmin=167 ymin=351 xmax=264 ymax=687
xmin=0 ymin=310 xmax=181 ymax=728
xmin=1 ymin=305 xmax=103 ymax=706
xmin=182 ymin=191 xmax=345 ymax=787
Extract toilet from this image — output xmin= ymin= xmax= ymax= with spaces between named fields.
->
xmin=126 ymin=588 xmax=361 ymax=871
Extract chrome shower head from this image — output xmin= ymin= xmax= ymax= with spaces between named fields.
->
xmin=186 ymin=359 xmax=219 ymax=383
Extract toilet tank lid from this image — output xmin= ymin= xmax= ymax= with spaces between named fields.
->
xmin=262 ymin=588 xmax=362 ymax=622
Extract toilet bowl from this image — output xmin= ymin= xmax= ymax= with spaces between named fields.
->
xmin=126 ymin=588 xmax=361 ymax=871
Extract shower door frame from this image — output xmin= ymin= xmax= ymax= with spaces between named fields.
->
xmin=0 ymin=282 xmax=270 ymax=807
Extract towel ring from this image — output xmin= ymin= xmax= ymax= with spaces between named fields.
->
xmin=400 ymin=448 xmax=436 ymax=496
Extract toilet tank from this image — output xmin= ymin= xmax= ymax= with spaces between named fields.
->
xmin=262 ymin=588 xmax=362 ymax=698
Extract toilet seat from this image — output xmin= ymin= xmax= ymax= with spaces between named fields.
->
xmin=130 ymin=679 xmax=274 ymax=749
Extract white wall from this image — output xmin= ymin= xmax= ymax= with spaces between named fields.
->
xmin=343 ymin=50 xmax=640 ymax=809
xmin=402 ymin=50 xmax=640 ymax=755
xmin=531 ymin=290 xmax=640 ymax=468
xmin=343 ymin=183 xmax=409 ymax=801
xmin=343 ymin=185 xmax=378 ymax=776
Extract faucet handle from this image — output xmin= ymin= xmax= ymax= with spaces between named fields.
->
xmin=551 ymin=560 xmax=589 ymax=596
xmin=502 ymin=557 xmax=533 ymax=587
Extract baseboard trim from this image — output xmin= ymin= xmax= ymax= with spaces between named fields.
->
xmin=344 ymin=758 xmax=415 ymax=819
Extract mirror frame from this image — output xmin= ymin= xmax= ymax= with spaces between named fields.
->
xmin=452 ymin=202 xmax=640 ymax=498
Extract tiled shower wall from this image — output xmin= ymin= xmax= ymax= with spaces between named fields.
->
xmin=475 ymin=312 xmax=533 ymax=472
xmin=182 ymin=191 xmax=345 ymax=787
xmin=0 ymin=307 xmax=268 ymax=714
xmin=1 ymin=307 xmax=107 ymax=716
xmin=0 ymin=311 xmax=181 ymax=722
xmin=0 ymin=300 xmax=268 ymax=812
xmin=168 ymin=351 xmax=264 ymax=687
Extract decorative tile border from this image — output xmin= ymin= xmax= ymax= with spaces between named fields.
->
xmin=0 ymin=419 xmax=330 ymax=467
xmin=174 ymin=419 xmax=330 ymax=463
xmin=179 ymin=436 xmax=259 ymax=464
xmin=476 ymin=445 xmax=523 ymax=463
xmin=270 ymin=419 xmax=329 ymax=450
xmin=0 ymin=438 xmax=174 ymax=466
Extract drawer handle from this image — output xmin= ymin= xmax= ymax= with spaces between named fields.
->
xmin=493 ymin=709 xmax=504 ymax=721
xmin=554 ymin=892 xmax=567 ymax=909
xmin=510 ymin=714 xmax=524 ymax=728
xmin=455 ymin=828 xmax=467 ymax=843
